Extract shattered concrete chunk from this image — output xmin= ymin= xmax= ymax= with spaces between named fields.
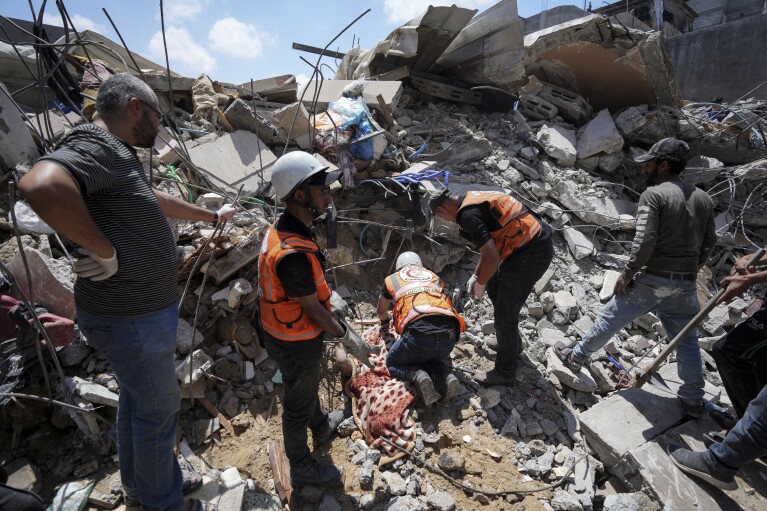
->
xmin=576 ymin=109 xmax=624 ymax=159
xmin=599 ymin=270 xmax=622 ymax=301
xmin=537 ymin=124 xmax=577 ymax=167
xmin=176 ymin=349 xmax=213 ymax=387
xmin=71 ymin=376 xmax=119 ymax=407
xmin=613 ymin=107 xmax=647 ymax=136
xmin=563 ymin=228 xmax=595 ymax=260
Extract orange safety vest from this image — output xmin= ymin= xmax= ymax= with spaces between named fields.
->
xmin=458 ymin=191 xmax=541 ymax=260
xmin=384 ymin=265 xmax=466 ymax=335
xmin=258 ymin=224 xmax=332 ymax=341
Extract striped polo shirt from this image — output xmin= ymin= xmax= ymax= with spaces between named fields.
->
xmin=38 ymin=124 xmax=178 ymax=316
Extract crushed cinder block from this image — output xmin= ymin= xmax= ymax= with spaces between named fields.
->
xmin=519 ymin=94 xmax=558 ymax=121
xmin=613 ymin=107 xmax=647 ymax=136
xmin=576 ymin=109 xmax=624 ymax=159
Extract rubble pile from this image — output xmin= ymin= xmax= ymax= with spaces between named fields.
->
xmin=1 ymin=1 xmax=767 ymax=511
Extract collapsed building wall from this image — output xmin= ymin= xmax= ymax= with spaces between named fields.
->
xmin=665 ymin=12 xmax=767 ymax=101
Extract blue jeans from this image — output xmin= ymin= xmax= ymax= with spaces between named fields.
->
xmin=708 ymin=382 xmax=767 ymax=474
xmin=387 ymin=323 xmax=457 ymax=380
xmin=77 ymin=302 xmax=183 ymax=511
xmin=572 ymin=273 xmax=705 ymax=402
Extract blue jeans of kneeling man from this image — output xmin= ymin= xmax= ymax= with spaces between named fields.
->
xmin=387 ymin=322 xmax=457 ymax=380
xmin=572 ymin=272 xmax=705 ymax=402
xmin=78 ymin=301 xmax=183 ymax=511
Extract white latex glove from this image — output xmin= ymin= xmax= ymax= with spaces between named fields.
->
xmin=215 ymin=203 xmax=237 ymax=223
xmin=329 ymin=291 xmax=349 ymax=321
xmin=74 ymin=248 xmax=118 ymax=281
xmin=336 ymin=320 xmax=380 ymax=368
xmin=466 ymin=274 xmax=485 ymax=299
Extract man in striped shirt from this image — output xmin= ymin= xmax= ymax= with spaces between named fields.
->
xmin=555 ymin=138 xmax=716 ymax=419
xmin=20 ymin=73 xmax=234 ymax=511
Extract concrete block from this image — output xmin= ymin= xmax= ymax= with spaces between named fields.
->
xmin=5 ymin=458 xmax=40 ymax=492
xmin=539 ymin=84 xmax=591 ymax=125
xmin=546 ymin=348 xmax=598 ymax=392
xmin=272 ymin=101 xmax=311 ymax=138
xmin=434 ymin=138 xmax=492 ymax=166
xmin=535 ymin=268 xmax=556 ymax=295
xmin=598 ymin=152 xmax=623 ymax=173
xmin=176 ymin=349 xmax=213 ymax=387
xmin=600 ymin=270 xmax=622 ymax=301
xmin=519 ymin=93 xmax=558 ymax=121
xmin=186 ymin=131 xmax=276 ymax=193
xmin=553 ymin=180 xmax=635 ymax=228
xmin=613 ymin=107 xmax=647 ymax=136
xmin=537 ymin=124 xmax=577 ymax=167
xmin=220 ymin=467 xmax=243 ymax=489
xmin=538 ymin=327 xmax=570 ymax=347
xmin=7 ymin=247 xmax=75 ymax=320
xmin=577 ymin=109 xmax=625 ymax=159
xmin=553 ymin=290 xmax=578 ymax=317
xmin=563 ymin=227 xmax=595 ymax=260
xmin=71 ymin=376 xmax=119 ymax=407
xmin=0 ymin=83 xmax=39 ymax=168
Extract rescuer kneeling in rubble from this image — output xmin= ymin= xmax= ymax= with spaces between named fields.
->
xmin=430 ymin=188 xmax=554 ymax=386
xmin=257 ymin=151 xmax=377 ymax=487
xmin=377 ymin=251 xmax=466 ymax=406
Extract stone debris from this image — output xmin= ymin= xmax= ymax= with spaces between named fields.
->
xmin=2 ymin=2 xmax=767 ymax=511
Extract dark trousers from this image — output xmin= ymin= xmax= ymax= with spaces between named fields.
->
xmin=0 ymin=484 xmax=44 ymax=511
xmin=711 ymin=302 xmax=767 ymax=417
xmin=386 ymin=322 xmax=457 ymax=381
xmin=487 ymin=234 xmax=554 ymax=375
xmin=264 ymin=333 xmax=327 ymax=465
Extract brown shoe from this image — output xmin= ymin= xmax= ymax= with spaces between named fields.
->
xmin=474 ymin=368 xmax=516 ymax=386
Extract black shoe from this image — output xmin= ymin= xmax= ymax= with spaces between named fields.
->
xmin=442 ymin=372 xmax=460 ymax=402
xmin=413 ymin=369 xmax=441 ymax=406
xmin=554 ymin=342 xmax=585 ymax=373
xmin=668 ymin=445 xmax=737 ymax=490
xmin=290 ymin=457 xmax=343 ymax=487
xmin=679 ymin=396 xmax=705 ymax=420
xmin=474 ymin=368 xmax=516 ymax=387
xmin=311 ymin=410 xmax=345 ymax=448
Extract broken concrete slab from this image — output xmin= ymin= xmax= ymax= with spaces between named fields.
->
xmin=576 ymin=109 xmax=624 ymax=159
xmin=624 ymin=415 xmax=767 ymax=511
xmin=272 ymin=101 xmax=311 ymax=138
xmin=433 ymin=138 xmax=492 ymax=166
xmin=7 ymin=247 xmax=75 ymax=320
xmin=537 ymin=124 xmax=577 ymax=167
xmin=223 ymin=99 xmax=282 ymax=144
xmin=563 ymin=227 xmax=595 ymax=260
xmin=600 ymin=270 xmax=621 ymax=301
xmin=552 ymin=180 xmax=636 ymax=228
xmin=206 ymin=231 xmax=263 ymax=285
xmin=187 ymin=131 xmax=276 ymax=194
xmin=580 ymin=363 xmax=722 ymax=469
xmin=301 ymin=80 xmax=402 ymax=110
xmin=0 ymin=83 xmax=40 ymax=169
xmin=433 ymin=0 xmax=526 ymax=90
xmin=524 ymin=16 xmax=682 ymax=112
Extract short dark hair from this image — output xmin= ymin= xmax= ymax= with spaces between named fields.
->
xmin=96 ymin=73 xmax=156 ymax=118
xmin=656 ymin=157 xmax=686 ymax=174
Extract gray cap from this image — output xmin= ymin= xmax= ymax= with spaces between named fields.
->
xmin=634 ymin=137 xmax=690 ymax=163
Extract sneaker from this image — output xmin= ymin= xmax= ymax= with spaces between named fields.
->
xmin=290 ymin=457 xmax=343 ymax=487
xmin=473 ymin=368 xmax=516 ymax=387
xmin=668 ymin=445 xmax=737 ymax=490
xmin=413 ymin=370 xmax=441 ymax=406
xmin=554 ymin=342 xmax=585 ymax=373
xmin=678 ymin=396 xmax=705 ymax=419
xmin=311 ymin=410 xmax=345 ymax=448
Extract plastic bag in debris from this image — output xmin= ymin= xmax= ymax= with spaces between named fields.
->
xmin=11 ymin=201 xmax=54 ymax=235
xmin=328 ymin=96 xmax=369 ymax=129
xmin=342 ymin=77 xmax=366 ymax=98
xmin=348 ymin=116 xmax=374 ymax=161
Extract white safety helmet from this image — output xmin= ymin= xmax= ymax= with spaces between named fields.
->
xmin=395 ymin=251 xmax=422 ymax=270
xmin=270 ymin=151 xmax=340 ymax=202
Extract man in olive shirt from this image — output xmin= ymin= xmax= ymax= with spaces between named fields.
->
xmin=556 ymin=138 xmax=716 ymax=418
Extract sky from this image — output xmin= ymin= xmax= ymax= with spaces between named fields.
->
xmin=2 ymin=0 xmax=584 ymax=86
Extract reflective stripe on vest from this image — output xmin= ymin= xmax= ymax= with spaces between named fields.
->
xmin=258 ymin=224 xmax=331 ymax=341
xmin=459 ymin=191 xmax=541 ymax=260
xmin=384 ymin=265 xmax=466 ymax=335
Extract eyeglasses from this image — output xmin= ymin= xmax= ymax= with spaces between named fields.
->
xmin=135 ymin=97 xmax=164 ymax=126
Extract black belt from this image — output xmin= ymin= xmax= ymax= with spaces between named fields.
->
xmin=643 ymin=269 xmax=696 ymax=282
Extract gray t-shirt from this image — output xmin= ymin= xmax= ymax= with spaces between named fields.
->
xmin=626 ymin=179 xmax=716 ymax=277
xmin=38 ymin=124 xmax=178 ymax=316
